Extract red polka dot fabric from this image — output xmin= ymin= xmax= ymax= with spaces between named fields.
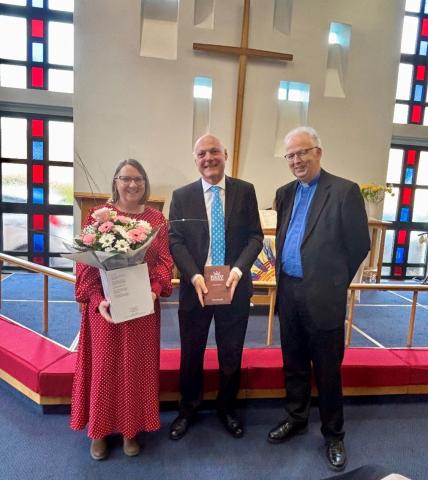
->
xmin=70 ymin=205 xmax=173 ymax=439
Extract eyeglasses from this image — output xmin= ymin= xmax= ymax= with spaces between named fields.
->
xmin=195 ymin=148 xmax=224 ymax=159
xmin=115 ymin=176 xmax=145 ymax=185
xmin=284 ymin=146 xmax=319 ymax=162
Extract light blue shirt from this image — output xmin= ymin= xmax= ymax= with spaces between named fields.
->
xmin=281 ymin=176 xmax=319 ymax=278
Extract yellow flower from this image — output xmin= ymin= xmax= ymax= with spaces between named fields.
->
xmin=360 ymin=183 xmax=394 ymax=204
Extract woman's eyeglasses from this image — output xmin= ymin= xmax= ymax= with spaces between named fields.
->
xmin=115 ymin=176 xmax=145 ymax=185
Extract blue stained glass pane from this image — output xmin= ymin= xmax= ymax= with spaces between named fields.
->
xmin=32 ymin=42 xmax=44 ymax=62
xmin=414 ymin=84 xmax=423 ymax=101
xmin=395 ymin=247 xmax=405 ymax=264
xmin=33 ymin=187 xmax=44 ymax=204
xmin=32 ymin=141 xmax=44 ymax=160
xmin=419 ymin=41 xmax=428 ymax=55
xmin=405 ymin=167 xmax=414 ymax=184
xmin=32 ymin=0 xmax=44 ymax=7
xmin=400 ymin=207 xmax=410 ymax=222
xmin=33 ymin=233 xmax=44 ymax=252
xmin=425 ymin=2 xmax=428 ymax=13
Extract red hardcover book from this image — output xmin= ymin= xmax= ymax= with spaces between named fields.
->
xmin=203 ymin=265 xmax=231 ymax=305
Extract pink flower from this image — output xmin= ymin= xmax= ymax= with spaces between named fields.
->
xmin=137 ymin=220 xmax=152 ymax=234
xmin=98 ymin=221 xmax=114 ymax=233
xmin=127 ymin=228 xmax=148 ymax=243
xmin=81 ymin=233 xmax=96 ymax=246
xmin=116 ymin=215 xmax=131 ymax=224
xmin=91 ymin=207 xmax=111 ymax=223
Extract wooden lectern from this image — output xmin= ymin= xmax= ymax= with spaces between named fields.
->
xmin=75 ymin=192 xmax=165 ymax=228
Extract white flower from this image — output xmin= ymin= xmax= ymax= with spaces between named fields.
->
xmin=99 ymin=233 xmax=115 ymax=248
xmin=114 ymin=239 xmax=130 ymax=252
xmin=113 ymin=224 xmax=128 ymax=240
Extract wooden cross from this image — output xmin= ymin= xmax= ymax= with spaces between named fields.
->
xmin=193 ymin=0 xmax=293 ymax=177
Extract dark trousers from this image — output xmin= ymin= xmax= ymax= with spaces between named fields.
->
xmin=178 ymin=301 xmax=249 ymax=417
xmin=278 ymin=274 xmax=345 ymax=440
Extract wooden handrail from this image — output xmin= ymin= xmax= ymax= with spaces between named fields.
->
xmin=349 ymin=282 xmax=428 ymax=291
xmin=0 ymin=253 xmax=75 ymax=334
xmin=347 ymin=282 xmax=428 ymax=348
xmin=0 ymin=253 xmax=75 ymax=283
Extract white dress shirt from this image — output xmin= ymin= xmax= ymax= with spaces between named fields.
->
xmin=191 ymin=177 xmax=242 ymax=285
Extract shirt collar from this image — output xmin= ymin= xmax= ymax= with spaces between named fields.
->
xmin=202 ymin=176 xmax=226 ymax=193
xmin=299 ymin=173 xmax=320 ymax=188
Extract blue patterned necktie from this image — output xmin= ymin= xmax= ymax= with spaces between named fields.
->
xmin=210 ymin=185 xmax=225 ymax=265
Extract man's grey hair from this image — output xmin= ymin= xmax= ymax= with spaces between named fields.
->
xmin=284 ymin=126 xmax=322 ymax=149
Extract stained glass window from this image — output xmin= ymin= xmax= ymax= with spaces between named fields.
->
xmin=384 ymin=146 xmax=428 ymax=279
xmin=386 ymin=2 xmax=428 ymax=279
xmin=0 ymin=1 xmax=73 ymax=91
xmin=0 ymin=113 xmax=73 ymax=267
xmin=394 ymin=2 xmax=428 ymax=125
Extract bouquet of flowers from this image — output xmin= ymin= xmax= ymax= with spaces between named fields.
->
xmin=63 ymin=207 xmax=158 ymax=270
xmin=62 ymin=207 xmax=160 ymax=323
xmin=360 ymin=184 xmax=393 ymax=204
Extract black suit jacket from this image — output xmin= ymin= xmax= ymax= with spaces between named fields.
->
xmin=275 ymin=169 xmax=370 ymax=330
xmin=169 ymin=176 xmax=263 ymax=311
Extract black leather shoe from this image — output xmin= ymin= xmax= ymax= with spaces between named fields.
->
xmin=169 ymin=416 xmax=189 ymax=441
xmin=218 ymin=412 xmax=244 ymax=438
xmin=267 ymin=420 xmax=308 ymax=444
xmin=325 ymin=440 xmax=347 ymax=471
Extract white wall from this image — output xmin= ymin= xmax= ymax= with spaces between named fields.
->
xmin=74 ymin=0 xmax=404 ymax=215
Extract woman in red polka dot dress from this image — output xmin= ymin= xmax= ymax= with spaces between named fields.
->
xmin=70 ymin=159 xmax=173 ymax=460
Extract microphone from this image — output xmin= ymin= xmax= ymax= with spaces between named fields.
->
xmin=168 ymin=218 xmax=208 ymax=223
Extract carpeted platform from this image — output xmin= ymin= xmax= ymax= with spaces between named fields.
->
xmin=1 ymin=273 xmax=428 ymax=407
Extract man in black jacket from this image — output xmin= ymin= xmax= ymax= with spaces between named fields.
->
xmin=268 ymin=126 xmax=370 ymax=472
xmin=169 ymin=134 xmax=263 ymax=440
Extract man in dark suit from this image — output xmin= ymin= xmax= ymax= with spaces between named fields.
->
xmin=267 ymin=127 xmax=370 ymax=471
xmin=168 ymin=134 xmax=263 ymax=440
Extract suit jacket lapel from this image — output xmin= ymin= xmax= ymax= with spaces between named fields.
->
xmin=302 ymin=169 xmax=330 ymax=245
xmin=277 ymin=182 xmax=297 ymax=250
xmin=224 ymin=176 xmax=236 ymax=231
xmin=193 ymin=179 xmax=209 ymax=236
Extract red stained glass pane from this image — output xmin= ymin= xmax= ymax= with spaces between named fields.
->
xmin=32 ymin=119 xmax=44 ymax=137
xmin=423 ymin=19 xmax=428 ymax=36
xmin=33 ymin=214 xmax=44 ymax=230
xmin=411 ymin=105 xmax=422 ymax=123
xmin=31 ymin=67 xmax=44 ymax=88
xmin=31 ymin=19 xmax=44 ymax=38
xmin=402 ymin=187 xmax=412 ymax=205
xmin=393 ymin=266 xmax=403 ymax=276
xmin=416 ymin=65 xmax=426 ymax=81
xmin=32 ymin=164 xmax=44 ymax=183
xmin=33 ymin=257 xmax=44 ymax=265
xmin=397 ymin=230 xmax=407 ymax=245
xmin=406 ymin=150 xmax=416 ymax=165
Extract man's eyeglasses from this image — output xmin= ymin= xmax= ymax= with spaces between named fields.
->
xmin=115 ymin=176 xmax=145 ymax=185
xmin=284 ymin=146 xmax=319 ymax=162
xmin=195 ymin=148 xmax=223 ymax=159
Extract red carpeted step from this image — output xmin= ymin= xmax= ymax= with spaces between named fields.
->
xmin=0 ymin=316 xmax=69 ymax=393
xmin=39 ymin=352 xmax=76 ymax=397
xmin=391 ymin=348 xmax=428 ymax=385
xmin=244 ymin=348 xmax=284 ymax=390
xmin=342 ymin=347 xmax=410 ymax=387
xmin=2 ymin=313 xmax=428 ymax=404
